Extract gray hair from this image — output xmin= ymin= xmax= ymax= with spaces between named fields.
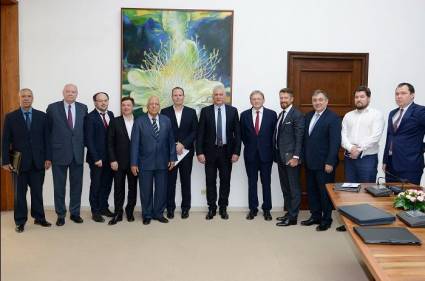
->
xmin=19 ymin=88 xmax=33 ymax=96
xmin=212 ymin=84 xmax=226 ymax=94
xmin=250 ymin=90 xmax=265 ymax=99
xmin=312 ymin=89 xmax=329 ymax=99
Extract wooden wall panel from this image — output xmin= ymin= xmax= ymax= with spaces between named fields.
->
xmin=1 ymin=2 xmax=19 ymax=211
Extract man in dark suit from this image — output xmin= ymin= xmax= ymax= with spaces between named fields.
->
xmin=130 ymin=96 xmax=177 ymax=225
xmin=107 ymin=97 xmax=138 ymax=225
xmin=196 ymin=84 xmax=241 ymax=220
xmin=160 ymin=87 xmax=198 ymax=219
xmin=85 ymin=92 xmax=115 ymax=222
xmin=273 ymin=88 xmax=305 ymax=227
xmin=383 ymin=82 xmax=425 ymax=185
xmin=240 ymin=90 xmax=277 ymax=221
xmin=301 ymin=90 xmax=341 ymax=231
xmin=46 ymin=83 xmax=88 ymax=226
xmin=2 ymin=88 xmax=52 ymax=233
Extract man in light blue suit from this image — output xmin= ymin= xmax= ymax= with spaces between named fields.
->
xmin=46 ymin=84 xmax=88 ymax=226
xmin=131 ymin=96 xmax=177 ymax=225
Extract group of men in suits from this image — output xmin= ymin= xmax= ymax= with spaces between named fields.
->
xmin=2 ymin=82 xmax=425 ymax=233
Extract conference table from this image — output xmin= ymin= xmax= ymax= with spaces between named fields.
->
xmin=326 ymin=183 xmax=425 ymax=281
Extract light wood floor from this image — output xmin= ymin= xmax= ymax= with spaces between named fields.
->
xmin=1 ymin=210 xmax=371 ymax=281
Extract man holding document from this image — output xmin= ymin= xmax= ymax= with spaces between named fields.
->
xmin=160 ymin=87 xmax=198 ymax=219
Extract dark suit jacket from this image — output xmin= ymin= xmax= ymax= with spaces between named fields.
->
xmin=273 ymin=106 xmax=305 ymax=163
xmin=46 ymin=101 xmax=88 ymax=165
xmin=85 ymin=109 xmax=114 ymax=165
xmin=108 ymin=116 xmax=132 ymax=170
xmin=196 ymin=104 xmax=241 ymax=158
xmin=240 ymin=107 xmax=277 ymax=163
xmin=2 ymin=108 xmax=49 ymax=172
xmin=303 ymin=108 xmax=341 ymax=170
xmin=160 ymin=105 xmax=198 ymax=153
xmin=383 ymin=102 xmax=425 ymax=172
xmin=130 ymin=114 xmax=177 ymax=171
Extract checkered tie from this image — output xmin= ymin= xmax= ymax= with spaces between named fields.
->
xmin=152 ymin=118 xmax=159 ymax=138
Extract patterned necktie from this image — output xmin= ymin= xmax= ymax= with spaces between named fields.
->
xmin=24 ymin=112 xmax=31 ymax=130
xmin=309 ymin=113 xmax=320 ymax=135
xmin=216 ymin=107 xmax=223 ymax=145
xmin=254 ymin=110 xmax=260 ymax=135
xmin=67 ymin=104 xmax=73 ymax=129
xmin=393 ymin=108 xmax=404 ymax=132
xmin=152 ymin=117 xmax=159 ymax=138
xmin=101 ymin=113 xmax=108 ymax=128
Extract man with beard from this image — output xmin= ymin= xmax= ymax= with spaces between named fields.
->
xmin=339 ymin=86 xmax=384 ymax=231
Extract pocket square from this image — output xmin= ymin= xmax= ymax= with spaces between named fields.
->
xmin=285 ymin=121 xmax=292 ymax=124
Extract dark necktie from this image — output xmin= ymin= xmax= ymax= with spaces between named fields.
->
xmin=254 ymin=110 xmax=260 ymax=135
xmin=152 ymin=117 xmax=159 ymax=138
xmin=275 ymin=110 xmax=285 ymax=148
xmin=101 ymin=113 xmax=108 ymax=128
xmin=216 ymin=107 xmax=223 ymax=146
xmin=393 ymin=108 xmax=404 ymax=132
xmin=67 ymin=105 xmax=73 ymax=129
xmin=24 ymin=112 xmax=31 ymax=130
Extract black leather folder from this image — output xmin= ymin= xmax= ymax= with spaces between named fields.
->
xmin=8 ymin=150 xmax=22 ymax=174
xmin=397 ymin=211 xmax=425 ymax=228
xmin=338 ymin=203 xmax=395 ymax=225
xmin=354 ymin=226 xmax=421 ymax=245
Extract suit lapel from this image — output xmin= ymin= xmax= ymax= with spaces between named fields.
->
xmin=310 ymin=109 xmax=327 ymax=136
xmin=16 ymin=110 xmax=28 ymax=132
xmin=210 ymin=105 xmax=216 ymax=139
xmin=396 ymin=103 xmax=414 ymax=132
xmin=59 ymin=102 xmax=71 ymax=130
xmin=119 ymin=116 xmax=130 ymax=140
xmin=225 ymin=105 xmax=231 ymax=134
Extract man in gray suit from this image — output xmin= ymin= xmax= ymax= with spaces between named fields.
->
xmin=130 ymin=96 xmax=177 ymax=225
xmin=46 ymin=84 xmax=88 ymax=226
xmin=273 ymin=88 xmax=305 ymax=227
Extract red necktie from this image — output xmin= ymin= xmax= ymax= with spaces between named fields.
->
xmin=254 ymin=110 xmax=260 ymax=135
xmin=101 ymin=113 xmax=108 ymax=128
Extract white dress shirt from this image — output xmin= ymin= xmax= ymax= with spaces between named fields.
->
xmin=123 ymin=114 xmax=134 ymax=140
xmin=275 ymin=104 xmax=293 ymax=141
xmin=392 ymin=101 xmax=413 ymax=124
xmin=308 ymin=110 xmax=324 ymax=135
xmin=148 ymin=114 xmax=160 ymax=130
xmin=173 ymin=106 xmax=183 ymax=128
xmin=214 ymin=104 xmax=227 ymax=145
xmin=251 ymin=107 xmax=264 ymax=131
xmin=341 ymin=106 xmax=385 ymax=157
xmin=63 ymin=101 xmax=76 ymax=128
xmin=97 ymin=109 xmax=110 ymax=125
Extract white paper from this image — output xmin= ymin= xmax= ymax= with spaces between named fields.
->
xmin=341 ymin=183 xmax=361 ymax=188
xmin=173 ymin=149 xmax=189 ymax=166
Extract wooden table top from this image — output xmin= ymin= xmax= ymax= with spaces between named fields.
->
xmin=326 ymin=183 xmax=425 ymax=281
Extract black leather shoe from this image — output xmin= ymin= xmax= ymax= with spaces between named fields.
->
xmin=205 ymin=210 xmax=216 ymax=220
xmin=336 ymin=225 xmax=347 ymax=232
xmin=143 ymin=218 xmax=151 ymax=225
xmin=166 ymin=210 xmax=174 ymax=219
xmin=263 ymin=211 xmax=272 ymax=221
xmin=56 ymin=217 xmax=65 ymax=226
xmin=301 ymin=217 xmax=321 ymax=226
xmin=276 ymin=218 xmax=297 ymax=226
xmin=15 ymin=224 xmax=25 ymax=233
xmin=181 ymin=210 xmax=189 ymax=219
xmin=127 ymin=213 xmax=135 ymax=222
xmin=92 ymin=214 xmax=105 ymax=223
xmin=276 ymin=213 xmax=289 ymax=221
xmin=219 ymin=208 xmax=229 ymax=220
xmin=156 ymin=216 xmax=169 ymax=223
xmin=34 ymin=219 xmax=52 ymax=227
xmin=70 ymin=215 xmax=84 ymax=224
xmin=246 ymin=209 xmax=258 ymax=220
xmin=316 ymin=223 xmax=332 ymax=231
xmin=108 ymin=214 xmax=123 ymax=225
xmin=101 ymin=209 xmax=115 ymax=218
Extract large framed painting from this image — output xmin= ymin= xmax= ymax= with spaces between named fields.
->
xmin=121 ymin=8 xmax=234 ymax=115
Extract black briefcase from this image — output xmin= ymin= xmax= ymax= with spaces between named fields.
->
xmin=8 ymin=150 xmax=22 ymax=174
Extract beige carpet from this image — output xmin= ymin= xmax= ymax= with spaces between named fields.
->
xmin=1 ymin=210 xmax=370 ymax=281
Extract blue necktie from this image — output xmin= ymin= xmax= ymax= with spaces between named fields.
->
xmin=24 ymin=112 xmax=31 ymax=130
xmin=152 ymin=118 xmax=159 ymax=138
xmin=216 ymin=107 xmax=223 ymax=146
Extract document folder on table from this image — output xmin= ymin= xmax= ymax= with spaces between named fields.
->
xmin=354 ymin=226 xmax=421 ymax=245
xmin=338 ymin=203 xmax=395 ymax=225
xmin=397 ymin=210 xmax=425 ymax=228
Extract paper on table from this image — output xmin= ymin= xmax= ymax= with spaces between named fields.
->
xmin=174 ymin=149 xmax=189 ymax=166
xmin=341 ymin=183 xmax=361 ymax=188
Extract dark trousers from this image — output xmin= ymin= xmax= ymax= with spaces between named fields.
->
xmin=205 ymin=146 xmax=232 ymax=211
xmin=52 ymin=160 xmax=83 ymax=218
xmin=139 ymin=169 xmax=167 ymax=219
xmin=88 ymin=163 xmax=113 ymax=215
xmin=13 ymin=166 xmax=46 ymax=225
xmin=277 ymin=158 xmax=301 ymax=220
xmin=245 ymin=152 xmax=272 ymax=211
xmin=306 ymin=168 xmax=335 ymax=225
xmin=386 ymin=156 xmax=423 ymax=185
xmin=167 ymin=153 xmax=193 ymax=212
xmin=344 ymin=154 xmax=378 ymax=183
xmin=113 ymin=168 xmax=137 ymax=215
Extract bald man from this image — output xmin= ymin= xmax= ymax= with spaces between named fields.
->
xmin=130 ymin=96 xmax=177 ymax=225
xmin=46 ymin=84 xmax=88 ymax=226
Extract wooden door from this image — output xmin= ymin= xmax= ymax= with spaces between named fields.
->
xmin=1 ymin=1 xmax=20 ymax=211
xmin=287 ymin=51 xmax=369 ymax=209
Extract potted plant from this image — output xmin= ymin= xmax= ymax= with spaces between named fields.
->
xmin=394 ymin=189 xmax=425 ymax=212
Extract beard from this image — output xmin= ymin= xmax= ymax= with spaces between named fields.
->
xmin=355 ymin=102 xmax=368 ymax=110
